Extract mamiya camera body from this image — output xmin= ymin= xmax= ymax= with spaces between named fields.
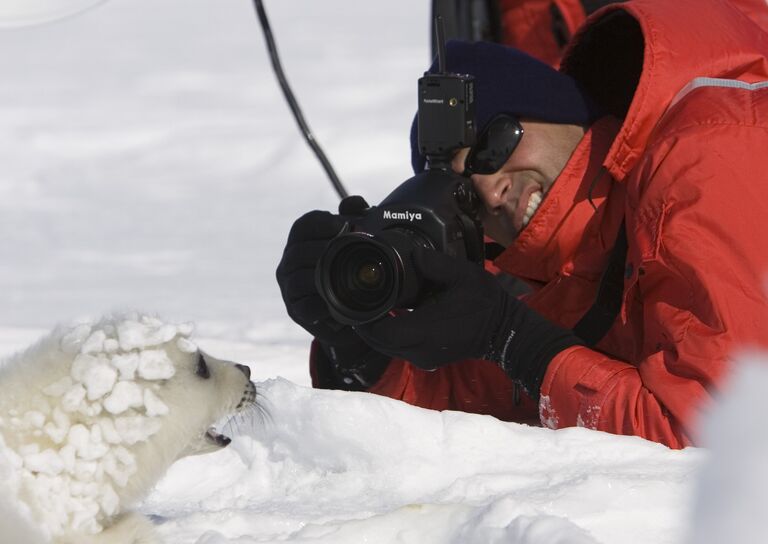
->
xmin=315 ymin=44 xmax=485 ymax=326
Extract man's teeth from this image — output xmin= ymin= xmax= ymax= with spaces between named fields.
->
xmin=522 ymin=191 xmax=543 ymax=228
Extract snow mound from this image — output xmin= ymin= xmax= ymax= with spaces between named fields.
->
xmin=146 ymin=378 xmax=703 ymax=544
xmin=688 ymin=355 xmax=768 ymax=543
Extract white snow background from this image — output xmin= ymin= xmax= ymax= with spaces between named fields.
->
xmin=0 ymin=1 xmax=765 ymax=542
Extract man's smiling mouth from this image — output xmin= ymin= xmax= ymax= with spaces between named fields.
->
xmin=522 ymin=190 xmax=543 ymax=228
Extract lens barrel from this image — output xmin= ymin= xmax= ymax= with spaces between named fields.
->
xmin=316 ymin=229 xmax=427 ymax=325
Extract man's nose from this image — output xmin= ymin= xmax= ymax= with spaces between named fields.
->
xmin=472 ymin=173 xmax=510 ymax=214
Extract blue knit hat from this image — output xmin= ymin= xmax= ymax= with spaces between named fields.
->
xmin=410 ymin=40 xmax=602 ymax=173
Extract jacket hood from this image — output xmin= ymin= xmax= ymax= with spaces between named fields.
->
xmin=561 ymin=0 xmax=768 ymax=181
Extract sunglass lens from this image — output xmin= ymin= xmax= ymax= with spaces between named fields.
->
xmin=466 ymin=115 xmax=523 ymax=175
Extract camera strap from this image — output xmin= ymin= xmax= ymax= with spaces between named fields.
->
xmin=572 ymin=220 xmax=628 ymax=346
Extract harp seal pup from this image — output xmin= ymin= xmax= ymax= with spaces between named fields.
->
xmin=0 ymin=313 xmax=258 ymax=544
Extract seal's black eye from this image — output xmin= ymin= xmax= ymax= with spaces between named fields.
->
xmin=196 ymin=352 xmax=211 ymax=379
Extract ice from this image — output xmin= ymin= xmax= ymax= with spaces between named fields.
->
xmin=117 ymin=320 xmax=179 ymax=351
xmin=43 ymin=409 xmax=71 ymax=444
xmin=66 ymin=424 xmax=91 ymax=455
xmin=116 ymin=320 xmax=149 ymax=351
xmin=539 ymin=394 xmax=559 ymax=429
xmin=96 ymin=418 xmax=122 ymax=445
xmin=143 ymin=388 xmax=169 ymax=417
xmin=99 ymin=484 xmax=119 ymax=517
xmin=176 ymin=337 xmax=197 ymax=353
xmin=70 ymin=501 xmax=100 ymax=534
xmin=74 ymin=435 xmax=108 ymax=463
xmin=103 ymin=446 xmax=137 ymax=487
xmin=103 ymin=339 xmax=119 ymax=353
xmin=103 ymin=381 xmax=143 ymax=415
xmin=110 ymin=352 xmax=139 ymax=380
xmin=23 ymin=449 xmax=64 ymax=476
xmin=82 ymin=363 xmax=118 ymax=401
xmin=73 ymin=460 xmax=100 ymax=482
xmin=23 ymin=411 xmax=45 ymax=429
xmin=59 ymin=445 xmax=76 ymax=474
xmin=113 ymin=415 xmax=161 ymax=445
xmin=155 ymin=325 xmax=178 ymax=344
xmin=140 ymin=316 xmax=163 ymax=328
xmin=70 ymin=353 xmax=100 ymax=382
xmin=60 ymin=325 xmax=92 ymax=355
xmin=43 ymin=422 xmax=69 ymax=445
xmin=80 ymin=330 xmax=106 ymax=354
xmin=61 ymin=384 xmax=87 ymax=413
xmin=137 ymin=349 xmax=175 ymax=380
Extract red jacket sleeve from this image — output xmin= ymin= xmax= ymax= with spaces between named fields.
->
xmin=541 ymin=95 xmax=768 ymax=448
xmin=368 ymin=358 xmax=540 ymax=423
xmin=310 ymin=341 xmax=540 ymax=424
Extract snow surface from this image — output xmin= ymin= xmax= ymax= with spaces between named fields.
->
xmin=0 ymin=0 xmax=765 ymax=542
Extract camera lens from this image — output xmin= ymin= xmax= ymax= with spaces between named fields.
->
xmin=328 ymin=242 xmax=397 ymax=315
xmin=356 ymin=262 xmax=383 ymax=288
xmin=317 ymin=229 xmax=432 ymax=325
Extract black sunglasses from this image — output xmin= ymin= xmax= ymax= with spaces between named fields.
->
xmin=463 ymin=113 xmax=524 ymax=176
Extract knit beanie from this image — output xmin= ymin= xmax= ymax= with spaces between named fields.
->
xmin=410 ymin=40 xmax=602 ymax=173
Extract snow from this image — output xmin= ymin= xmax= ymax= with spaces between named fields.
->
xmin=104 ymin=381 xmax=145 ymax=415
xmin=144 ymin=389 xmax=169 ymax=417
xmin=687 ymin=356 xmax=768 ymax=544
xmin=141 ymin=378 xmax=700 ymax=544
xmin=0 ymin=0 xmax=764 ymax=542
xmin=137 ymin=349 xmax=176 ymax=380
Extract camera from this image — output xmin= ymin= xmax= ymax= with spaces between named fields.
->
xmin=315 ymin=40 xmax=486 ymax=326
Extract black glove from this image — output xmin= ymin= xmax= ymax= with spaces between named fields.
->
xmin=276 ymin=198 xmax=390 ymax=388
xmin=276 ymin=209 xmax=352 ymax=344
xmin=354 ymin=247 xmax=583 ymax=397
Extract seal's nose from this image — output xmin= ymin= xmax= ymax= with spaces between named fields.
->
xmin=236 ymin=364 xmax=251 ymax=379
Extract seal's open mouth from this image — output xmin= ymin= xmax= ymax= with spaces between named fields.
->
xmin=203 ymin=381 xmax=258 ymax=449
xmin=205 ymin=427 xmax=232 ymax=447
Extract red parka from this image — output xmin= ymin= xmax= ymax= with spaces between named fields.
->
xmin=497 ymin=0 xmax=768 ymax=68
xmin=312 ymin=0 xmax=768 ymax=448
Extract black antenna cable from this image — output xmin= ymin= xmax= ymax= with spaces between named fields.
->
xmin=251 ymin=0 xmax=348 ymax=199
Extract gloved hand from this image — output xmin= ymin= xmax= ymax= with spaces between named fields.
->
xmin=354 ymin=247 xmax=583 ymax=397
xmin=276 ymin=208 xmax=353 ymax=345
xmin=276 ymin=197 xmax=390 ymax=388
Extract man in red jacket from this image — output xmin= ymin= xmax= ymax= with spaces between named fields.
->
xmin=277 ymin=0 xmax=768 ymax=449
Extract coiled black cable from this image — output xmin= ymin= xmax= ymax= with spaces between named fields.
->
xmin=251 ymin=0 xmax=348 ymax=199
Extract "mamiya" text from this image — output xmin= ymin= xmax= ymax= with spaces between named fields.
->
xmin=382 ymin=210 xmax=423 ymax=221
